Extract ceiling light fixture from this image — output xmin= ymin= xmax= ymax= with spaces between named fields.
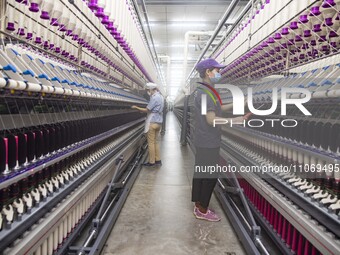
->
xmin=154 ymin=44 xmax=196 ymax=48
xmin=170 ymin=23 xmax=206 ymax=27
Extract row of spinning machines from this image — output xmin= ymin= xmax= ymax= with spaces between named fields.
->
xmin=0 ymin=53 xmax=148 ymax=254
xmin=218 ymin=97 xmax=340 ymax=255
xmin=175 ymin=59 xmax=340 ymax=254
xmin=175 ymin=0 xmax=340 ymax=253
xmin=0 ymin=0 xmax=153 ymax=254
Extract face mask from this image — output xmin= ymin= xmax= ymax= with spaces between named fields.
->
xmin=210 ymin=72 xmax=222 ymax=84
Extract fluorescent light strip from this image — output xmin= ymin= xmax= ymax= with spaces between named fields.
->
xmin=170 ymin=23 xmax=206 ymax=27
xmin=155 ymin=44 xmax=196 ymax=48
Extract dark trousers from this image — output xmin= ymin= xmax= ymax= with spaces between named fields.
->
xmin=191 ymin=147 xmax=220 ymax=208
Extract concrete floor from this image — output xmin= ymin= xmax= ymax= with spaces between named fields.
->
xmin=101 ymin=112 xmax=246 ymax=255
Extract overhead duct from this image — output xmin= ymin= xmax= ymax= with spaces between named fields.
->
xmin=158 ymin=55 xmax=171 ymax=92
xmin=182 ymin=31 xmax=213 ymax=86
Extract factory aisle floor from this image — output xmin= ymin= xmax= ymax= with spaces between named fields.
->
xmin=101 ymin=112 xmax=245 ymax=255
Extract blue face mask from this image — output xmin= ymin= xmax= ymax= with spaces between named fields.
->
xmin=210 ymin=72 xmax=222 ymax=84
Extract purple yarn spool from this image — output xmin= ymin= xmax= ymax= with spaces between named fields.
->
xmin=50 ymin=18 xmax=59 ymax=26
xmin=261 ymin=42 xmax=268 ymax=48
xmin=329 ymin=31 xmax=338 ymax=38
xmin=59 ymin=24 xmax=67 ymax=32
xmin=321 ymin=45 xmax=329 ymax=52
xmin=302 ymin=44 xmax=309 ymax=50
xmin=40 ymin=11 xmax=50 ymax=20
xmin=281 ymin=27 xmax=289 ymax=35
xmin=322 ymin=0 xmax=335 ymax=8
xmin=55 ymin=47 xmax=61 ymax=54
xmin=26 ymin=33 xmax=33 ymax=40
xmin=299 ymin=15 xmax=309 ymax=23
xmin=88 ymin=0 xmax=98 ymax=11
xmin=35 ymin=37 xmax=42 ymax=44
xmin=17 ymin=28 xmax=25 ymax=36
xmin=290 ymin=21 xmax=298 ymax=30
xmin=267 ymin=37 xmax=275 ymax=44
xmin=107 ymin=22 xmax=114 ymax=30
xmin=29 ymin=3 xmax=39 ymax=12
xmin=43 ymin=41 xmax=49 ymax=48
xmin=324 ymin=18 xmax=333 ymax=26
xmin=274 ymin=33 xmax=282 ymax=40
xmin=318 ymin=35 xmax=327 ymax=42
xmin=303 ymin=30 xmax=312 ymax=37
xmin=330 ymin=42 xmax=337 ymax=48
xmin=96 ymin=7 xmax=105 ymax=18
xmin=295 ymin=35 xmax=302 ymax=42
xmin=313 ymin=24 xmax=322 ymax=32
xmin=6 ymin=22 xmax=15 ymax=31
xmin=309 ymin=6 xmax=321 ymax=16
xmin=288 ymin=39 xmax=294 ymax=45
xmin=101 ymin=15 xmax=110 ymax=25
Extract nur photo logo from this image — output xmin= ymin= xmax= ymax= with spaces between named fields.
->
xmin=199 ymin=83 xmax=312 ymax=128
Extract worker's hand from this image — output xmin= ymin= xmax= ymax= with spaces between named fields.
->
xmin=232 ymin=116 xmax=245 ymax=124
xmin=243 ymin=112 xmax=252 ymax=120
xmin=232 ymin=113 xmax=252 ymax=124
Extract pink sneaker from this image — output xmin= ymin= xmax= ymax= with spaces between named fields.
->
xmin=193 ymin=207 xmax=221 ymax=222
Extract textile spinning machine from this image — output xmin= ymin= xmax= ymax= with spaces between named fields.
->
xmin=0 ymin=0 xmax=160 ymax=254
xmin=176 ymin=0 xmax=340 ymax=254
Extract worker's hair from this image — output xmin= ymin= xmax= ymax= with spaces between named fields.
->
xmin=199 ymin=67 xmax=215 ymax=79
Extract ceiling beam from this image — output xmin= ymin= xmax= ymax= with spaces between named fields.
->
xmin=144 ymin=0 xmax=249 ymax=6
